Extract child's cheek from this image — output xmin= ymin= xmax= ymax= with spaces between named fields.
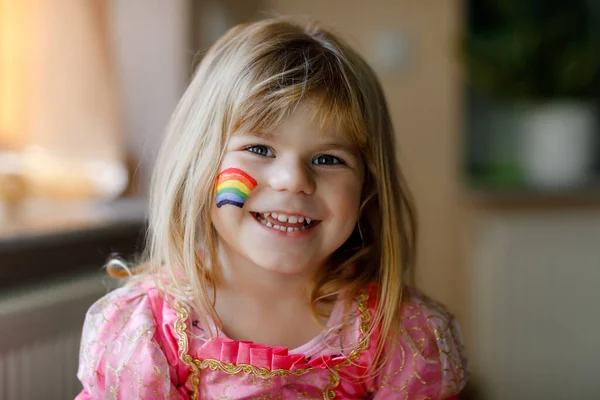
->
xmin=215 ymin=167 xmax=257 ymax=209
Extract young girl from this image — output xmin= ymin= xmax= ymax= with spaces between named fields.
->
xmin=76 ymin=17 xmax=467 ymax=399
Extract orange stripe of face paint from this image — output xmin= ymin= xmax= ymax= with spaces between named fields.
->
xmin=216 ymin=173 xmax=256 ymax=190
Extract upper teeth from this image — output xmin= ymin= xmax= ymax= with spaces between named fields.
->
xmin=264 ymin=212 xmax=311 ymax=224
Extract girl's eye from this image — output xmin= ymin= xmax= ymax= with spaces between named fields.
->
xmin=246 ymin=145 xmax=274 ymax=157
xmin=313 ymin=154 xmax=344 ymax=165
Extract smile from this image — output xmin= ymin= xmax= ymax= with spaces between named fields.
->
xmin=251 ymin=212 xmax=319 ymax=233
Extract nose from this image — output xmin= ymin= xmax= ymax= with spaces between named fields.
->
xmin=267 ymin=156 xmax=316 ymax=195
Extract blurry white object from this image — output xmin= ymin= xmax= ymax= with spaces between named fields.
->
xmin=23 ymin=146 xmax=128 ymax=199
xmin=371 ymin=29 xmax=410 ymax=71
xmin=0 ymin=152 xmax=23 ymax=176
xmin=519 ymin=102 xmax=597 ymax=189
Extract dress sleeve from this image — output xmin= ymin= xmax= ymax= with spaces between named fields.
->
xmin=76 ymin=285 xmax=185 ymax=399
xmin=371 ymin=291 xmax=468 ymax=399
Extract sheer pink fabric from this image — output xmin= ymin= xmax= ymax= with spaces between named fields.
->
xmin=76 ymin=281 xmax=467 ymax=399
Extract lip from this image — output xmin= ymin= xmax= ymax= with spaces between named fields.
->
xmin=251 ymin=212 xmax=320 ymax=237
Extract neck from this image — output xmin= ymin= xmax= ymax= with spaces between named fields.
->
xmin=212 ymin=242 xmax=332 ymax=346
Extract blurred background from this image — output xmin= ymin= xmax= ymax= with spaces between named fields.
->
xmin=1 ymin=0 xmax=599 ymax=399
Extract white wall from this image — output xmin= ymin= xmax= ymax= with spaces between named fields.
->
xmin=106 ymin=0 xmax=191 ymax=195
xmin=472 ymin=210 xmax=600 ymax=399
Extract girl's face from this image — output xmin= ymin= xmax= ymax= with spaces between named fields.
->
xmin=211 ymin=102 xmax=365 ymax=278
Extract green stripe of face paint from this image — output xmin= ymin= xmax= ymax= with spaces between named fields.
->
xmin=216 ymin=187 xmax=248 ymax=200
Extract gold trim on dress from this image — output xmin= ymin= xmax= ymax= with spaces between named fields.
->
xmin=174 ymin=289 xmax=372 ymax=400
xmin=194 ymin=359 xmax=313 ymax=378
xmin=321 ymin=290 xmax=372 ymax=398
xmin=174 ymin=306 xmax=201 ymax=400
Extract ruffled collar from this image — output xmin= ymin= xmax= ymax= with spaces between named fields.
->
xmin=196 ymin=337 xmax=347 ymax=371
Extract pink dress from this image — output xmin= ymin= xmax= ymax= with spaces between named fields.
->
xmin=76 ymin=281 xmax=467 ymax=399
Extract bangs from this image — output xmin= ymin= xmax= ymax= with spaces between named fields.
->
xmin=227 ymin=35 xmax=368 ymax=150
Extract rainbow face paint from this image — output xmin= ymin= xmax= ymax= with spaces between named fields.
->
xmin=215 ymin=168 xmax=257 ymax=208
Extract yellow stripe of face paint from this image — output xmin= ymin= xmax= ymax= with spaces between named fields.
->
xmin=216 ymin=180 xmax=251 ymax=195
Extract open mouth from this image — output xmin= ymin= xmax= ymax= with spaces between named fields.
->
xmin=251 ymin=212 xmax=319 ymax=233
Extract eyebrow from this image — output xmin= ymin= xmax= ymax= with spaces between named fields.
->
xmin=318 ymin=141 xmax=358 ymax=154
xmin=238 ymin=130 xmax=276 ymax=140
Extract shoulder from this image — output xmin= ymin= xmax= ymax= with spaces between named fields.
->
xmin=80 ymin=278 xmax=180 ymax=347
xmin=78 ymin=278 xmax=181 ymax=373
xmin=82 ymin=279 xmax=162 ymax=331
xmin=400 ymin=287 xmax=464 ymax=344
xmin=80 ymin=279 xmax=155 ymax=353
xmin=370 ymin=287 xmax=468 ymax=398
xmin=77 ymin=278 xmax=185 ymax=398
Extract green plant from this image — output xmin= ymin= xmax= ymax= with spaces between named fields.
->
xmin=461 ymin=0 xmax=600 ymax=100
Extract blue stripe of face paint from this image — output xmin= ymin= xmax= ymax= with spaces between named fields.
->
xmin=216 ymin=192 xmax=246 ymax=208
xmin=216 ymin=199 xmax=244 ymax=208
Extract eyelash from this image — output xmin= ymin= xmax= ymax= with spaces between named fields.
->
xmin=313 ymin=155 xmax=344 ymax=165
xmin=245 ymin=145 xmax=273 ymax=157
xmin=244 ymin=145 xmax=346 ymax=165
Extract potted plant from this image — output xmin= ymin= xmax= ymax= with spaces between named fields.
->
xmin=461 ymin=0 xmax=600 ymax=189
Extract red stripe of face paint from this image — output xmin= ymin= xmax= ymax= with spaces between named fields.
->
xmin=216 ymin=168 xmax=257 ymax=189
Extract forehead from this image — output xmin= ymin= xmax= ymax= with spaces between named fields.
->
xmin=250 ymin=101 xmax=359 ymax=148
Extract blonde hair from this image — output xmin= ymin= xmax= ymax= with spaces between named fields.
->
xmin=130 ymin=17 xmax=416 ymax=373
